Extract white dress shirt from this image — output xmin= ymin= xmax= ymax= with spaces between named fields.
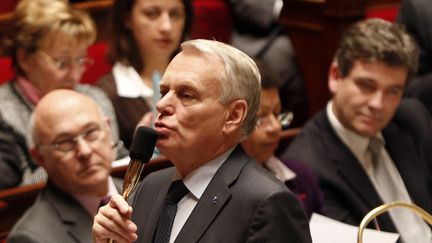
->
xmin=168 ymin=147 xmax=235 ymax=243
xmin=112 ymin=62 xmax=153 ymax=104
xmin=327 ymin=102 xmax=431 ymax=243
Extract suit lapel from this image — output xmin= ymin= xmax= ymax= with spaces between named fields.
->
xmin=45 ymin=182 xmax=93 ymax=243
xmin=319 ymin=113 xmax=383 ymax=209
xmin=383 ymin=124 xmax=432 ymax=210
xmin=174 ymin=146 xmax=249 ymax=243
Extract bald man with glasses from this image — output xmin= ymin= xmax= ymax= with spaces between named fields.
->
xmin=7 ymin=89 xmax=122 ymax=243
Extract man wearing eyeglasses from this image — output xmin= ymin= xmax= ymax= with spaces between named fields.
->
xmin=7 ymin=89 xmax=121 ymax=243
xmin=0 ymin=0 xmax=120 ymax=187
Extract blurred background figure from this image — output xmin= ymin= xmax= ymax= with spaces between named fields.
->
xmin=0 ymin=115 xmax=34 ymax=189
xmin=7 ymin=89 xmax=121 ymax=243
xmin=96 ymin=0 xmax=193 ymax=149
xmin=241 ymin=60 xmax=323 ymax=218
xmin=229 ymin=0 xmax=308 ymax=128
xmin=0 ymin=0 xmax=119 ymax=185
xmin=397 ymin=0 xmax=432 ymax=115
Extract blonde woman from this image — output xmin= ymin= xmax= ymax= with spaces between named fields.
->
xmin=1 ymin=0 xmax=119 ymax=186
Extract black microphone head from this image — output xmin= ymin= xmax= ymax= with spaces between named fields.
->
xmin=129 ymin=126 xmax=158 ymax=163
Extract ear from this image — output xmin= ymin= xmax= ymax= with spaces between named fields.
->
xmin=328 ymin=62 xmax=341 ymax=94
xmin=222 ymin=100 xmax=248 ymax=135
xmin=17 ymin=48 xmax=32 ymax=74
xmin=30 ymin=147 xmax=46 ymax=168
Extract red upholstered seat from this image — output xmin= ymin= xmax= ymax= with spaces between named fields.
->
xmin=191 ymin=0 xmax=233 ymax=43
xmin=365 ymin=4 xmax=400 ymax=22
xmin=0 ymin=57 xmax=13 ymax=85
xmin=80 ymin=41 xmax=112 ymax=84
xmin=0 ymin=0 xmax=17 ymax=14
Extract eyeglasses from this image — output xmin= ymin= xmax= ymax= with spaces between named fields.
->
xmin=38 ymin=125 xmax=105 ymax=153
xmin=255 ymin=111 xmax=294 ymax=129
xmin=37 ymin=50 xmax=94 ymax=72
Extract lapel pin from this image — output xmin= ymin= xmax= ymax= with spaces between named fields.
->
xmin=212 ymin=196 xmax=218 ymax=205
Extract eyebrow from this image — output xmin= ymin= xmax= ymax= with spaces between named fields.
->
xmin=52 ymin=123 xmax=100 ymax=142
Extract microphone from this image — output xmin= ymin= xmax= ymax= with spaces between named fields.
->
xmin=121 ymin=126 xmax=158 ymax=200
xmin=108 ymin=126 xmax=158 ymax=243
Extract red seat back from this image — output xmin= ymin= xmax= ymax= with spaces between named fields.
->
xmin=365 ymin=4 xmax=400 ymax=22
xmin=80 ymin=41 xmax=112 ymax=84
xmin=191 ymin=0 xmax=233 ymax=43
xmin=0 ymin=57 xmax=14 ymax=85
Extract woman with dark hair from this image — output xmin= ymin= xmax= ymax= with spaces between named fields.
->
xmin=97 ymin=0 xmax=193 ymax=149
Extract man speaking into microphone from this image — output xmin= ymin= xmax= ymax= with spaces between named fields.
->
xmin=93 ymin=39 xmax=312 ymax=243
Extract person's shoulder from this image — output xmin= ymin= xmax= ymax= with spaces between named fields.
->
xmin=7 ymin=197 xmax=54 ymax=242
xmin=283 ymin=109 xmax=330 ymax=162
xmin=75 ymin=84 xmax=113 ymax=105
xmin=95 ymin=72 xmax=117 ymax=96
xmin=392 ymin=98 xmax=430 ymax=127
xmin=0 ymin=81 xmax=16 ymax=98
xmin=239 ymin=161 xmax=289 ymax=197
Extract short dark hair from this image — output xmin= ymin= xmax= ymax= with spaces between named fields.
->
xmin=335 ymin=18 xmax=419 ymax=81
xmin=108 ymin=0 xmax=193 ymax=71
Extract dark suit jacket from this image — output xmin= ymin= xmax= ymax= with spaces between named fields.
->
xmin=283 ymin=98 xmax=432 ymax=233
xmin=0 ymin=118 xmax=35 ymax=189
xmin=131 ymin=146 xmax=312 ymax=243
xmin=398 ymin=0 xmax=432 ymax=115
xmin=7 ymin=179 xmax=123 ymax=243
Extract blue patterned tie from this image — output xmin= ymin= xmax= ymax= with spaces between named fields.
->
xmin=154 ymin=180 xmax=189 ymax=243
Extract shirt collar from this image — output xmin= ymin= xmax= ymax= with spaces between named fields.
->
xmin=173 ymin=147 xmax=236 ymax=200
xmin=112 ymin=62 xmax=153 ymax=98
xmin=15 ymin=75 xmax=42 ymax=105
xmin=72 ymin=176 xmax=119 ymax=217
xmin=326 ymin=102 xmax=384 ymax=161
xmin=264 ymin=156 xmax=296 ymax=182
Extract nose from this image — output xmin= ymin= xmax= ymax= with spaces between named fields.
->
xmin=65 ymin=65 xmax=84 ymax=85
xmin=265 ymin=115 xmax=282 ymax=134
xmin=159 ymin=12 xmax=173 ymax=32
xmin=369 ymin=91 xmax=384 ymax=110
xmin=156 ymin=91 xmax=175 ymax=116
xmin=75 ymin=136 xmax=92 ymax=159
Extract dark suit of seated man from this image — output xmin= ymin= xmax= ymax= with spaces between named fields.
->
xmin=283 ymin=19 xmax=432 ymax=243
xmin=7 ymin=89 xmax=122 ymax=243
xmin=0 ymin=117 xmax=35 ymax=189
xmin=93 ymin=39 xmax=312 ymax=243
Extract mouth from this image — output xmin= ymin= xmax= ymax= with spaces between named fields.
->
xmin=154 ymin=121 xmax=172 ymax=136
xmin=78 ymin=163 xmax=102 ymax=176
xmin=360 ymin=114 xmax=380 ymax=125
xmin=155 ymin=38 xmax=173 ymax=47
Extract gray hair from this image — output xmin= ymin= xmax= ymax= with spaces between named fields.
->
xmin=181 ymin=39 xmax=261 ymax=135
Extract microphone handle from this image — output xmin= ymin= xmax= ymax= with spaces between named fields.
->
xmin=107 ymin=160 xmax=146 ymax=243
